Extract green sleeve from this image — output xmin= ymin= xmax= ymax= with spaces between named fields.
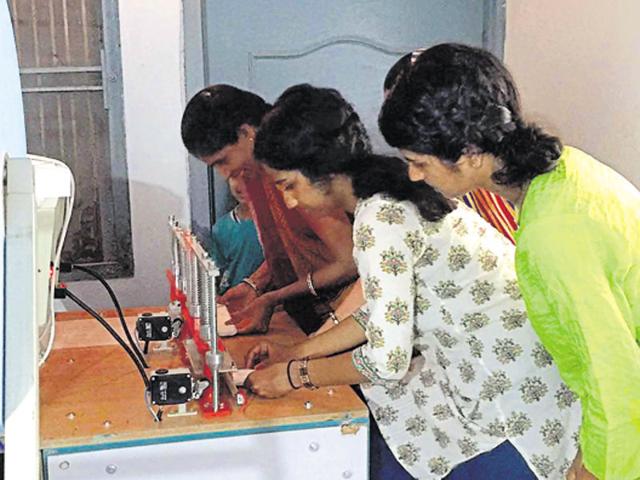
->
xmin=516 ymin=217 xmax=640 ymax=479
xmin=628 ymin=262 xmax=640 ymax=346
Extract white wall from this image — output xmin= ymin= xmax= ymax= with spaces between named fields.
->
xmin=68 ymin=0 xmax=190 ymax=308
xmin=0 ymin=2 xmax=26 ymax=158
xmin=504 ymin=0 xmax=640 ymax=187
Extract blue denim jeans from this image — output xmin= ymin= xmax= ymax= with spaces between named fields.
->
xmin=445 ymin=441 xmax=537 ymax=480
xmin=369 ymin=411 xmax=414 ymax=479
xmin=371 ymin=435 xmax=536 ymax=480
xmin=355 ymin=383 xmax=536 ymax=480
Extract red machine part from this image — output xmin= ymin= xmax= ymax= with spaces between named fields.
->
xmin=166 ymin=270 xmax=234 ymax=417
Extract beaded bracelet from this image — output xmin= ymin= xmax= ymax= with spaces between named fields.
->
xmin=287 ymin=359 xmax=301 ymax=390
xmin=299 ymin=358 xmax=318 ymax=390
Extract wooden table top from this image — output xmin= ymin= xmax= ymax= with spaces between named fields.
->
xmin=40 ymin=307 xmax=368 ymax=450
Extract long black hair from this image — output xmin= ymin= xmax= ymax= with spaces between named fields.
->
xmin=379 ymin=43 xmax=562 ymax=187
xmin=181 ymin=84 xmax=270 ymax=157
xmin=255 ymin=84 xmax=454 ymax=221
xmin=346 ymin=154 xmax=454 ymax=222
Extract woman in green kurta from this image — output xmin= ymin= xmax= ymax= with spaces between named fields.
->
xmin=379 ymin=43 xmax=640 ymax=480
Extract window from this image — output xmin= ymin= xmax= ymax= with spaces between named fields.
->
xmin=9 ymin=0 xmax=133 ymax=278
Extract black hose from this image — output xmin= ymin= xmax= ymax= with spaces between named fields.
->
xmin=65 ymin=289 xmax=150 ymax=389
xmin=72 ymin=264 xmax=149 ymax=368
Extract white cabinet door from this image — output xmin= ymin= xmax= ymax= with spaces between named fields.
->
xmin=46 ymin=424 xmax=369 ymax=479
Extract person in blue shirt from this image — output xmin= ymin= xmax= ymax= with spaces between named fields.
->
xmin=211 ymin=174 xmax=264 ymax=294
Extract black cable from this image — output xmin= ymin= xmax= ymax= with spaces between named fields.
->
xmin=64 ymin=288 xmax=150 ymax=390
xmin=71 ymin=264 xmax=149 ymax=368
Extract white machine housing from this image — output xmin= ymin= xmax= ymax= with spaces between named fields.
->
xmin=1 ymin=3 xmax=75 ymax=479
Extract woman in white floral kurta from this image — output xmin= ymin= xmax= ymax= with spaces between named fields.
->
xmin=244 ymin=84 xmax=581 ymax=479
xmin=349 ymin=194 xmax=581 ymax=479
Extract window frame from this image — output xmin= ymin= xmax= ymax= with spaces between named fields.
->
xmin=91 ymin=0 xmax=134 ymax=279
xmin=10 ymin=0 xmax=134 ymax=280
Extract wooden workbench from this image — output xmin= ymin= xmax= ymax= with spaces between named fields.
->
xmin=40 ymin=307 xmax=369 ymax=479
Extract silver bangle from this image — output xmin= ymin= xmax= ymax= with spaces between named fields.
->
xmin=241 ymin=278 xmax=260 ymax=296
xmin=306 ymin=272 xmax=318 ymax=297
xmin=299 ymin=358 xmax=318 ymax=390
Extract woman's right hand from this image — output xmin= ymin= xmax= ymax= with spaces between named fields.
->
xmin=245 ymin=341 xmax=292 ymax=369
xmin=219 ymin=282 xmax=258 ymax=315
xmin=245 ymin=362 xmax=292 ymax=398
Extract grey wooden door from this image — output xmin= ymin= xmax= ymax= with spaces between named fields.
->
xmin=190 ymin=0 xmax=504 ymax=229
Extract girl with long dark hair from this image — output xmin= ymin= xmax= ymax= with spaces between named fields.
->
xmin=244 ymin=84 xmax=581 ymax=479
xmin=379 ymin=43 xmax=640 ymax=480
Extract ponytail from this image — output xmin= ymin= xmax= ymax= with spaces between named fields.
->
xmin=491 ymin=122 xmax=562 ymax=186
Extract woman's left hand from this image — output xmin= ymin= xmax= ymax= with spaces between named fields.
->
xmin=244 ymin=341 xmax=292 ymax=369
xmin=227 ymin=294 xmax=275 ymax=334
xmin=245 ymin=362 xmax=292 ymax=398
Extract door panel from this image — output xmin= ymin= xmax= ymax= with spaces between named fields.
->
xmin=249 ymin=39 xmax=410 ymax=149
xmin=203 ymin=0 xmax=492 ymax=216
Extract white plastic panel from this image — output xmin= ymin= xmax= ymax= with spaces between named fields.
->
xmin=4 ymin=157 xmax=39 ymax=478
xmin=46 ymin=424 xmax=369 ymax=480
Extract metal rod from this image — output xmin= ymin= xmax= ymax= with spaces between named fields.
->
xmin=190 ymin=247 xmax=201 ymax=318
xmin=178 ymin=236 xmax=188 ymax=293
xmin=206 ymin=270 xmax=219 ymax=412
xmin=172 ymin=236 xmax=180 ymax=290
xmin=199 ymin=259 xmax=209 ymax=338
xmin=185 ymin=247 xmax=193 ymax=304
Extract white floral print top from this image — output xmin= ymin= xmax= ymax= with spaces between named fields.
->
xmin=351 ymin=194 xmax=581 ymax=479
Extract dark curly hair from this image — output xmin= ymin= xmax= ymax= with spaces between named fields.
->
xmin=379 ymin=43 xmax=562 ymax=187
xmin=255 ymin=84 xmax=454 ymax=221
xmin=181 ymin=84 xmax=270 ymax=157
xmin=383 ymin=52 xmax=412 ymax=93
xmin=255 ymin=84 xmax=371 ymax=181
xmin=347 ymin=154 xmax=455 ymax=222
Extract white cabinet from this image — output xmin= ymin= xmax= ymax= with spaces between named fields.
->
xmin=46 ymin=424 xmax=369 ymax=479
